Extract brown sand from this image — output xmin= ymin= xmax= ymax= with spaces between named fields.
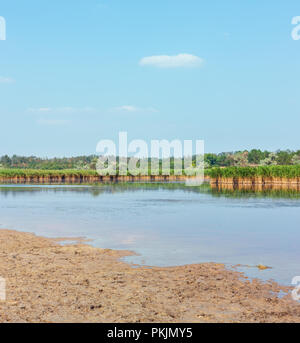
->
xmin=0 ymin=229 xmax=299 ymax=323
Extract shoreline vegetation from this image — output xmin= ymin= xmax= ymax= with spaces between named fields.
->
xmin=209 ymin=165 xmax=300 ymax=188
xmin=0 ymin=229 xmax=300 ymax=323
xmin=0 ymin=169 xmax=190 ymax=183
xmin=1 ymin=150 xmax=300 ymax=170
xmin=0 ymin=166 xmax=300 ymax=188
xmin=0 ymin=151 xmax=300 ymax=188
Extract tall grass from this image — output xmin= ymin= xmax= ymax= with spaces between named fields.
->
xmin=0 ymin=169 xmax=99 ymax=178
xmin=0 ymin=168 xmax=208 ymax=177
xmin=2 ymin=166 xmax=300 ymax=179
xmin=207 ymin=165 xmax=300 ymax=178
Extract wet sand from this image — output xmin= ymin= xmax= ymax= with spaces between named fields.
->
xmin=0 ymin=229 xmax=299 ymax=323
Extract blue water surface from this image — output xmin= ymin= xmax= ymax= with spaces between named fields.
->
xmin=0 ymin=183 xmax=299 ymax=285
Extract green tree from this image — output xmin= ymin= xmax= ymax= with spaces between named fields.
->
xmin=276 ymin=150 xmax=293 ymax=165
xmin=248 ymin=149 xmax=266 ymax=165
xmin=204 ymin=153 xmax=218 ymax=167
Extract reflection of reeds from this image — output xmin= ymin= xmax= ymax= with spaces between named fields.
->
xmin=210 ymin=183 xmax=300 ymax=198
xmin=211 ymin=178 xmax=300 ymax=189
xmin=212 ymin=183 xmax=300 ymax=191
xmin=1 ymin=181 xmax=300 ymax=199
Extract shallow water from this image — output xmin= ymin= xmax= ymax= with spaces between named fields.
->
xmin=0 ymin=183 xmax=299 ymax=285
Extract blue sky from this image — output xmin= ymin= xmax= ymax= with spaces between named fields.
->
xmin=0 ymin=0 xmax=300 ymax=156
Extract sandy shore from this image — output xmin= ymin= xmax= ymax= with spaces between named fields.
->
xmin=0 ymin=229 xmax=299 ymax=323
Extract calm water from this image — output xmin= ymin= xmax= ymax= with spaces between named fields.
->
xmin=0 ymin=183 xmax=300 ymax=285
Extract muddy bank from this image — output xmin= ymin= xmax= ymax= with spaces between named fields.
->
xmin=0 ymin=230 xmax=299 ymax=323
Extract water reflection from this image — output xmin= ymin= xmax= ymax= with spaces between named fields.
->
xmin=1 ymin=182 xmax=300 ymax=199
xmin=0 ymin=182 xmax=300 ymax=285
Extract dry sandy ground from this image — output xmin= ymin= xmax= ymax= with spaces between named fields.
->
xmin=0 ymin=229 xmax=299 ymax=323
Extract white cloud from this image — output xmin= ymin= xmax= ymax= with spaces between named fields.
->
xmin=139 ymin=53 xmax=204 ymax=68
xmin=0 ymin=76 xmax=15 ymax=84
xmin=113 ymin=105 xmax=158 ymax=113
xmin=57 ymin=106 xmax=95 ymax=113
xmin=97 ymin=1 xmax=108 ymax=9
xmin=37 ymin=119 xmax=69 ymax=126
xmin=28 ymin=106 xmax=95 ymax=114
xmin=114 ymin=105 xmax=139 ymax=112
xmin=28 ymin=107 xmax=52 ymax=113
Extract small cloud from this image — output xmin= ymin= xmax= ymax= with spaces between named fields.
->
xmin=115 ymin=105 xmax=139 ymax=112
xmin=0 ymin=76 xmax=15 ymax=84
xmin=112 ymin=105 xmax=158 ymax=113
xmin=57 ymin=106 xmax=95 ymax=113
xmin=97 ymin=1 xmax=108 ymax=9
xmin=37 ymin=119 xmax=69 ymax=126
xmin=28 ymin=107 xmax=52 ymax=113
xmin=139 ymin=53 xmax=204 ymax=68
xmin=28 ymin=106 xmax=95 ymax=114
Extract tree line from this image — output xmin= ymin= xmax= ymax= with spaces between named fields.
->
xmin=0 ymin=149 xmax=300 ymax=170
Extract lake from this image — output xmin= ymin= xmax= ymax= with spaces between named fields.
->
xmin=0 ymin=183 xmax=299 ymax=285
